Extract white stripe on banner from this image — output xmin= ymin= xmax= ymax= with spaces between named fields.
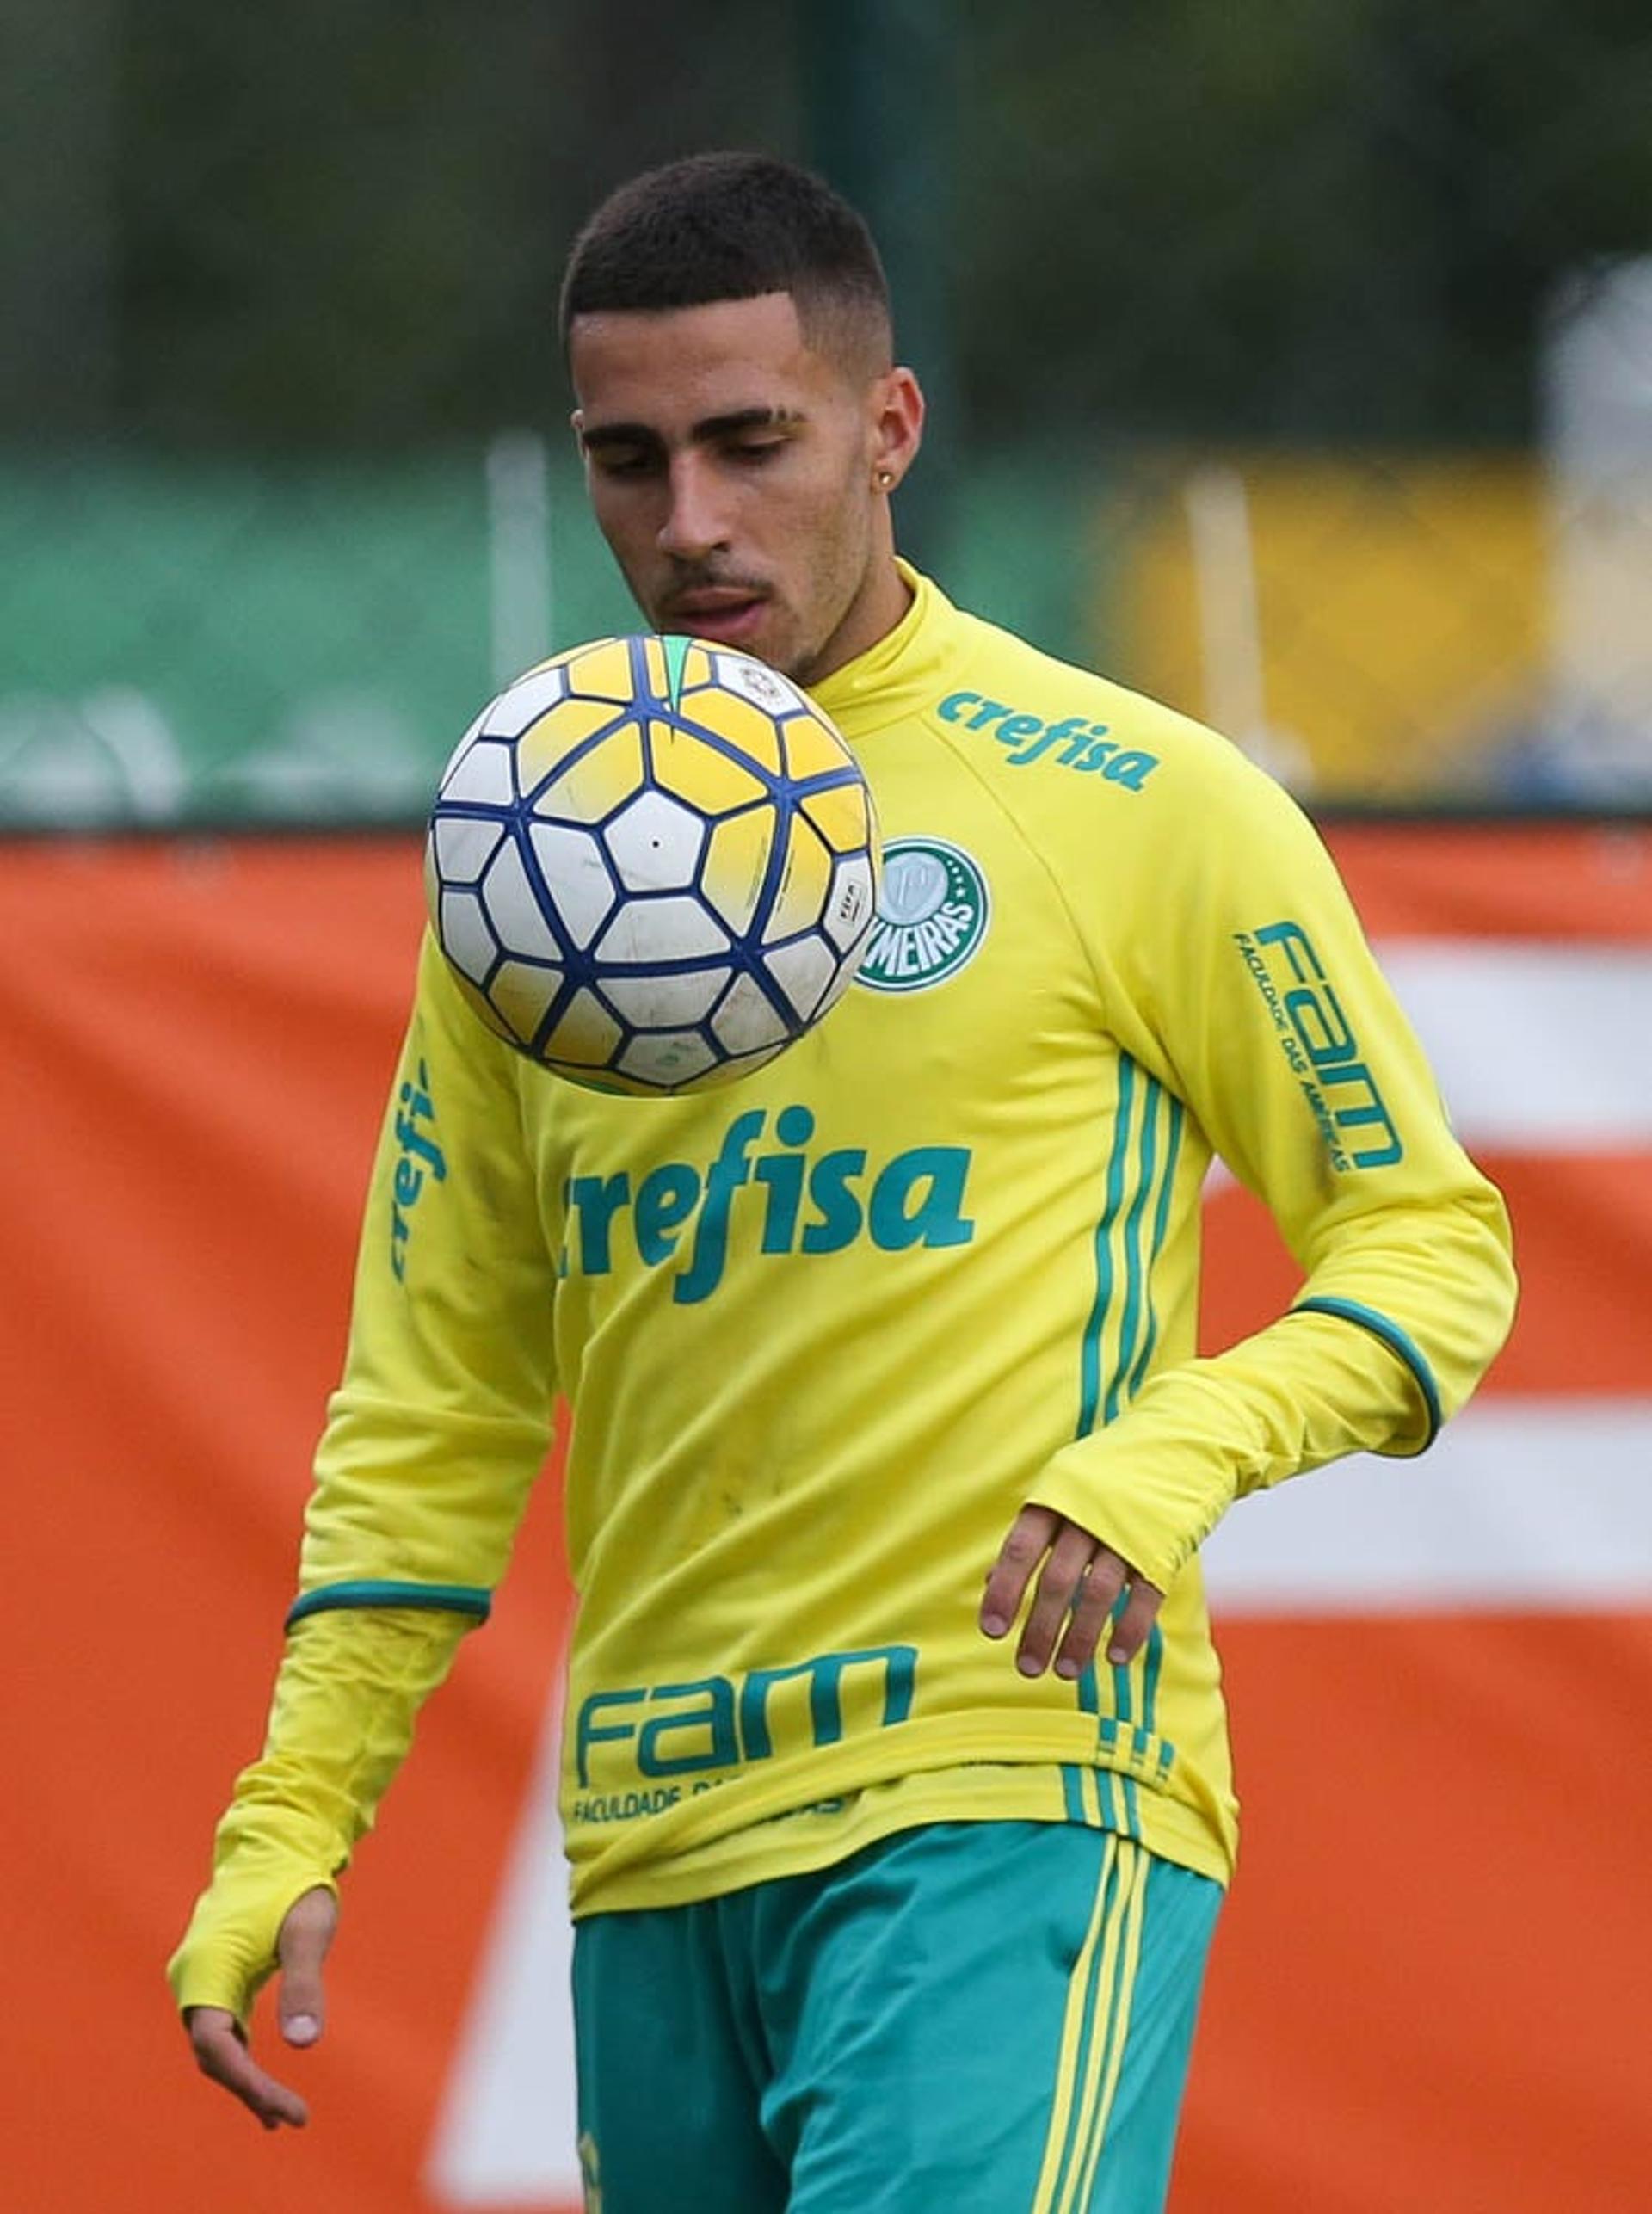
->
xmin=427 ymin=1695 xmax=580 ymax=2205
xmin=1205 ymin=1397 xmax=1652 ymax=1613
xmin=428 ymin=1398 xmax=1652 ymax=2199
xmin=1376 ymin=941 xmax=1652 ymax=1147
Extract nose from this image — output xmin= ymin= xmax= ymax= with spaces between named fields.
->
xmin=656 ymin=453 xmax=730 ymax=562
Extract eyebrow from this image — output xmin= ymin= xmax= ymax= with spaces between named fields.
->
xmin=579 ymin=405 xmax=808 ymax=453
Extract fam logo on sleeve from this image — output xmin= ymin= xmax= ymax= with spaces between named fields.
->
xmin=857 ymin=836 xmax=990 ymax=994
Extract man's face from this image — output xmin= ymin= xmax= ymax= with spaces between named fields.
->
xmin=568 ymin=292 xmax=919 ymax=685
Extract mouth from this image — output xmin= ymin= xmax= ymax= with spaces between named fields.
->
xmin=663 ymin=587 xmax=771 ymax=649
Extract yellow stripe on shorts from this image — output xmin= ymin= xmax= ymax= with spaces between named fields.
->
xmin=1028 ymin=1835 xmax=1150 ymax=2214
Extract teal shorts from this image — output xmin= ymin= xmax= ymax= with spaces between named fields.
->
xmin=572 ymin=1820 xmax=1221 ymax=2213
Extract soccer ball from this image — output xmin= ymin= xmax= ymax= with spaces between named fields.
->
xmin=424 ymin=633 xmax=881 ymax=1095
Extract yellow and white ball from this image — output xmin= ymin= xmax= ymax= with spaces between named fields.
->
xmin=425 ymin=634 xmax=880 ymax=1095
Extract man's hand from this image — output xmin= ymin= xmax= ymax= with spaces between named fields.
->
xmin=981 ymin=1504 xmax=1163 ymax=1679
xmin=184 ymin=1886 xmax=338 ymax=2131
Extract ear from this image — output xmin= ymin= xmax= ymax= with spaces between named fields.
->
xmin=869 ymin=367 xmax=925 ymax=496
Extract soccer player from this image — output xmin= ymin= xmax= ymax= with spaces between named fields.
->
xmin=170 ymin=152 xmax=1516 ymax=2211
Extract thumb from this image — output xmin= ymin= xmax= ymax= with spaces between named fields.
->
xmin=276 ymin=1885 xmax=338 ymax=2049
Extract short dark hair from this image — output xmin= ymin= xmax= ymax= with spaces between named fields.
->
xmin=558 ymin=151 xmax=891 ymax=373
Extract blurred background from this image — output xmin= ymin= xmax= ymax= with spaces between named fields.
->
xmin=5 ymin=0 xmax=1652 ymax=821
xmin=3 ymin=4 xmax=1650 ymax=2211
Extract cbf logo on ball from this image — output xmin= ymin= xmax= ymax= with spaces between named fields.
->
xmin=856 ymin=837 xmax=990 ymax=994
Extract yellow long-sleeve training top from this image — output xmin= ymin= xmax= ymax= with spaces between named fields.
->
xmin=170 ymin=565 xmax=1515 ymax=2017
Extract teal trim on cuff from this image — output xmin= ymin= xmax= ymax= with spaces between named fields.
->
xmin=285 ymin=1580 xmax=493 ymax=1631
xmin=1291 ymin=1296 xmax=1443 ymax=1449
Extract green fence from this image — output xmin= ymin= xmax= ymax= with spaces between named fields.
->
xmin=0 ymin=447 xmax=1097 ymax=829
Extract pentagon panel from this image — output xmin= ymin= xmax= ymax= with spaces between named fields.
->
xmin=780 ymin=714 xmax=855 ymax=782
xmin=600 ymin=967 xmax=729 ymax=1031
xmin=432 ymin=811 xmax=503 ymax=885
xmin=648 ymin=721 xmax=767 ymax=817
xmin=533 ymin=721 xmax=645 ymax=823
xmin=452 ymin=703 xmax=490 ymax=755
xmin=517 ymin=696 xmax=631 ymax=796
xmin=594 ymin=893 xmax=730 ymax=965
xmin=562 ymin=638 xmax=640 ymax=705
xmin=711 ymin=652 xmax=811 ymax=720
xmin=481 ymin=664 xmax=570 ymax=740
xmin=616 ymin=1030 xmax=719 ymax=1089
xmin=822 ymin=853 xmax=878 ymax=954
xmin=681 ymin=687 xmax=783 ymax=774
xmin=672 ymin=639 xmax=720 ymax=693
xmin=540 ymin=636 xmax=615 ymax=673
xmin=481 ymin=837 xmax=564 ymax=962
xmin=489 ymin=958 xmax=564 ymax=1044
xmin=451 ymin=968 xmax=515 ymax=1042
xmin=760 ymin=811 xmax=833 ymax=945
xmin=606 ymin=788 xmax=708 ymax=894
xmin=799 ymin=778 xmax=871 ymax=856
xmin=709 ymin=971 xmax=792 ymax=1055
xmin=526 ymin=823 xmax=617 ymax=951
xmin=632 ymin=636 xmax=670 ymax=697
xmin=544 ymin=986 xmax=625 ymax=1068
xmin=763 ymin=933 xmax=839 ymax=1021
xmin=700 ymin=806 xmax=774 ymax=935
xmin=439 ymin=737 xmax=519 ymax=808
xmin=438 ymin=887 xmax=500 ymax=987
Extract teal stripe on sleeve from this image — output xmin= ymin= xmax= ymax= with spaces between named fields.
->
xmin=1078 ymin=1057 xmax=1137 ymax=1436
xmin=1291 ymin=1294 xmax=1443 ymax=1447
xmin=1102 ymin=1073 xmax=1161 ymax=1425
xmin=1074 ymin=1061 xmax=1188 ymax=1829
xmin=1141 ymin=1623 xmax=1163 ymax=1740
xmin=286 ymin=1579 xmax=493 ymax=1630
xmin=1125 ymin=1094 xmax=1183 ymax=1399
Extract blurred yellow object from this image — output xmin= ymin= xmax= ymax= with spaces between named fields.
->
xmin=1111 ymin=453 xmax=1546 ymax=800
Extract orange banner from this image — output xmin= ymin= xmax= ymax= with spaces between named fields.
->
xmin=2 ymin=830 xmax=1646 ymax=2213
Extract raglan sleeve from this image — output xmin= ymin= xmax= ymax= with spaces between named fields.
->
xmin=168 ymin=930 xmax=561 ymax=2022
xmin=1026 ymin=739 xmax=1517 ymax=1594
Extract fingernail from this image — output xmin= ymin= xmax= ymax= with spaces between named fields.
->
xmin=981 ymin=1613 xmax=1007 ymax=1637
xmin=1055 ymin=1656 xmax=1079 ymax=1679
xmin=1107 ymin=1645 xmax=1128 ymax=1664
xmin=1016 ymin=1653 xmax=1043 ymax=1676
xmin=285 ymin=2014 xmax=319 ymax=2044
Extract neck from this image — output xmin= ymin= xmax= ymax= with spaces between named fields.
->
xmin=797 ymin=550 xmax=914 ymax=687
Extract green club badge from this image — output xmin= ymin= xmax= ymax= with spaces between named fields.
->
xmin=857 ymin=836 xmax=991 ymax=993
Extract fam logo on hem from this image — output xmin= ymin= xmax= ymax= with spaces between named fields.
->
xmin=857 ymin=836 xmax=990 ymax=994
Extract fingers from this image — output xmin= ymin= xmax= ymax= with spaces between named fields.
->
xmin=1015 ymin=1522 xmax=1117 ymax=1678
xmin=277 ymin=1886 xmax=338 ymax=2048
xmin=186 ymin=2006 xmax=310 ymax=2131
xmin=981 ymin=1506 xmax=1164 ymax=1678
xmin=980 ymin=1504 xmax=1062 ymax=1644
xmin=1104 ymin=1572 xmax=1164 ymax=1668
xmin=1055 ymin=1551 xmax=1128 ymax=1678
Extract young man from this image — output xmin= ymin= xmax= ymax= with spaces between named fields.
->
xmin=171 ymin=153 xmax=1516 ymax=2211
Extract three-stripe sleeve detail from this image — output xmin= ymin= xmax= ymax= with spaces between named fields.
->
xmin=1072 ymin=1058 xmax=1183 ymax=1816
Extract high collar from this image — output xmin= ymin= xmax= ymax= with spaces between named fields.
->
xmin=809 ymin=561 xmax=960 ymax=740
